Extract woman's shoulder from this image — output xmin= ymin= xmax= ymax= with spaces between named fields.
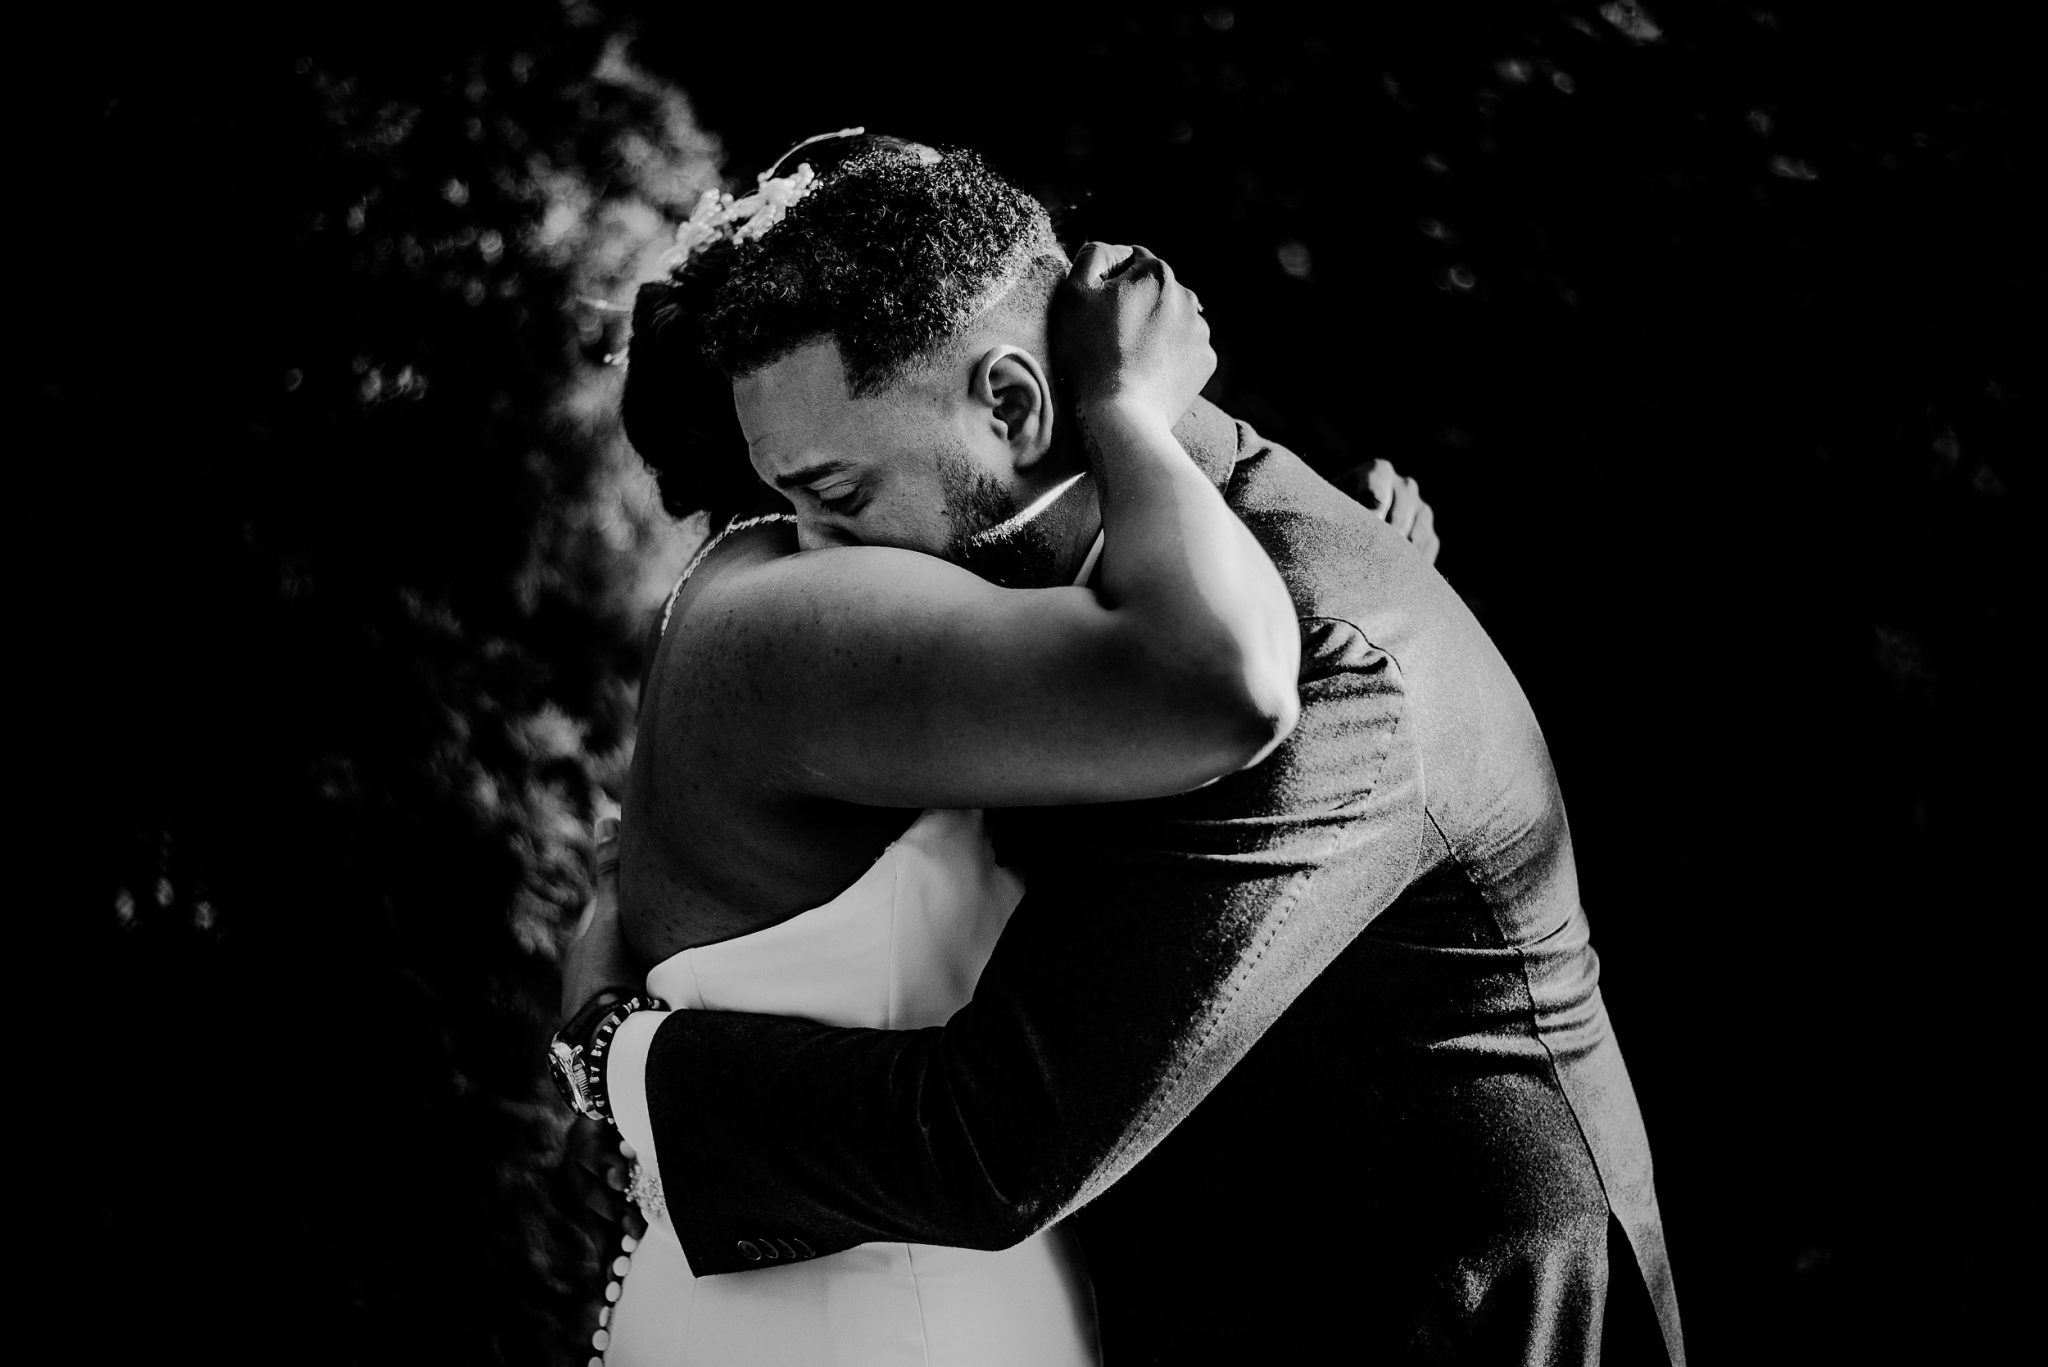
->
xmin=660 ymin=514 xmax=800 ymax=630
xmin=670 ymin=521 xmax=981 ymax=640
xmin=684 ymin=513 xmax=802 ymax=589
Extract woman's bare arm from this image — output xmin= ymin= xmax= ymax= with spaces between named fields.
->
xmin=666 ymin=245 xmax=1300 ymax=810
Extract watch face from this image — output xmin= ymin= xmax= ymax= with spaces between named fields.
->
xmin=549 ymin=1039 xmax=590 ymax=1114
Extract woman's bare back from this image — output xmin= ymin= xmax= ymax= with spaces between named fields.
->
xmin=618 ymin=521 xmax=922 ymax=963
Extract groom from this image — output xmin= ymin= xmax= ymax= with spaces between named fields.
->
xmin=572 ymin=138 xmax=1684 ymax=1363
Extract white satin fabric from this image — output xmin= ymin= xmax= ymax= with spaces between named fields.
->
xmin=604 ymin=808 xmax=1100 ymax=1366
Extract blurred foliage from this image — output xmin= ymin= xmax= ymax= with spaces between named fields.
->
xmin=22 ymin=0 xmax=2041 ymax=1361
xmin=31 ymin=3 xmax=710 ymax=1361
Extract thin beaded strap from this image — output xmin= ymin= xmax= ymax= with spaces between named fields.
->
xmin=659 ymin=512 xmax=798 ymax=637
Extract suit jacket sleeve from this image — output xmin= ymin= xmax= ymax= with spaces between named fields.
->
xmin=646 ymin=592 xmax=1428 ymax=1275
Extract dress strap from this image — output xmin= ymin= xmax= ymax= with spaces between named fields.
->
xmin=659 ymin=513 xmax=798 ymax=638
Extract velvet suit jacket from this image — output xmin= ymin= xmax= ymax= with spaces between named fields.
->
xmin=641 ymin=401 xmax=1685 ymax=1362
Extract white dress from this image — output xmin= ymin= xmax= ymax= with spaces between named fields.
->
xmin=601 ymin=809 xmax=1100 ymax=1367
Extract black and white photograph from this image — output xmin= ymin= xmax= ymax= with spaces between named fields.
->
xmin=30 ymin=2 xmax=2035 ymax=1362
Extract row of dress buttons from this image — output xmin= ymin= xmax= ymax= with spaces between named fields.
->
xmin=736 ymin=1235 xmax=815 ymax=1262
xmin=588 ymin=1232 xmax=638 ymax=1364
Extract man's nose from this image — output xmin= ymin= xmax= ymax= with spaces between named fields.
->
xmin=795 ymin=519 xmax=856 ymax=553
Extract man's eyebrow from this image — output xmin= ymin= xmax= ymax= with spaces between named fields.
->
xmin=767 ymin=459 xmax=853 ymax=491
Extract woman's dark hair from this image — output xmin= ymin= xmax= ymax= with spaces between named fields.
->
xmin=619 ymin=135 xmax=1065 ymax=520
xmin=621 ymin=248 xmax=775 ymax=521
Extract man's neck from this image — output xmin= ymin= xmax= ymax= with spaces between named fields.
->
xmin=1021 ymin=398 xmax=1237 ymax=585
xmin=1031 ymin=472 xmax=1104 ymax=586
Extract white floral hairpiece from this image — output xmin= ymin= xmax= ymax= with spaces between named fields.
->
xmin=656 ymin=126 xmax=865 ymax=276
xmin=591 ymin=127 xmax=867 ymax=367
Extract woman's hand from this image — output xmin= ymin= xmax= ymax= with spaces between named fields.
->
xmin=561 ymin=813 xmax=639 ymax=1021
xmin=1344 ymin=458 xmax=1442 ymax=565
xmin=1055 ymin=242 xmax=1216 ymax=430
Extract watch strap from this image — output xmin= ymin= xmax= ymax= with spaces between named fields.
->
xmin=550 ymin=989 xmax=667 ymax=1125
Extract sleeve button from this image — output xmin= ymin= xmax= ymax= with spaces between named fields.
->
xmin=737 ymin=1239 xmax=762 ymax=1262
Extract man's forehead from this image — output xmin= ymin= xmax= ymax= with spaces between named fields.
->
xmin=735 ymin=341 xmax=855 ymax=467
xmin=736 ymin=339 xmax=938 ymax=478
xmin=735 ymin=340 xmax=848 ymax=426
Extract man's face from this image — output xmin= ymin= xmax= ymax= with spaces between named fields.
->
xmin=736 ymin=338 xmax=1059 ymax=585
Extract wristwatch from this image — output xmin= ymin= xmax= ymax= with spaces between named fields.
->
xmin=548 ymin=989 xmax=667 ymax=1126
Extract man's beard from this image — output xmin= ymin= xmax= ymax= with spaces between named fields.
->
xmin=940 ymin=454 xmax=1062 ymax=589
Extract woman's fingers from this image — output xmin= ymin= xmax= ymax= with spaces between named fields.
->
xmin=1346 ymin=460 xmax=1440 ymax=559
xmin=1351 ymin=458 xmax=1395 ymax=514
xmin=1388 ymin=475 xmax=1422 ymax=538
xmin=1073 ymin=241 xmax=1136 ymax=284
xmin=1073 ymin=243 xmax=1176 ymax=303
xmin=1358 ymin=462 xmax=1423 ymax=537
xmin=1118 ymin=244 xmax=1161 ymax=279
xmin=1410 ymin=500 xmax=1441 ymax=564
xmin=1057 ymin=242 xmax=1212 ymax=414
xmin=1376 ymin=467 xmax=1444 ymax=562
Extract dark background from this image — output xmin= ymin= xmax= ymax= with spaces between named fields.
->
xmin=27 ymin=1 xmax=2038 ymax=1360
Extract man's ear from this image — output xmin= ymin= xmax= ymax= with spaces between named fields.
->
xmin=969 ymin=346 xmax=1056 ymax=473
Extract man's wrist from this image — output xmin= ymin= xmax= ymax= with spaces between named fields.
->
xmin=548 ymin=989 xmax=666 ymax=1126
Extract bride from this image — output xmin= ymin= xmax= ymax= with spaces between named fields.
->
xmin=553 ymin=135 xmax=1426 ymax=1365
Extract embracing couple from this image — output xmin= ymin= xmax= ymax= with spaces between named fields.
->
xmin=551 ymin=133 xmax=1685 ymax=1365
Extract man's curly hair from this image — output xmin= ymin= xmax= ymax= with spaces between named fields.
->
xmin=622 ymin=137 xmax=1068 ymax=519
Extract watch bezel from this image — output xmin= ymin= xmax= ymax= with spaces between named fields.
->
xmin=548 ymin=989 xmax=667 ymax=1125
